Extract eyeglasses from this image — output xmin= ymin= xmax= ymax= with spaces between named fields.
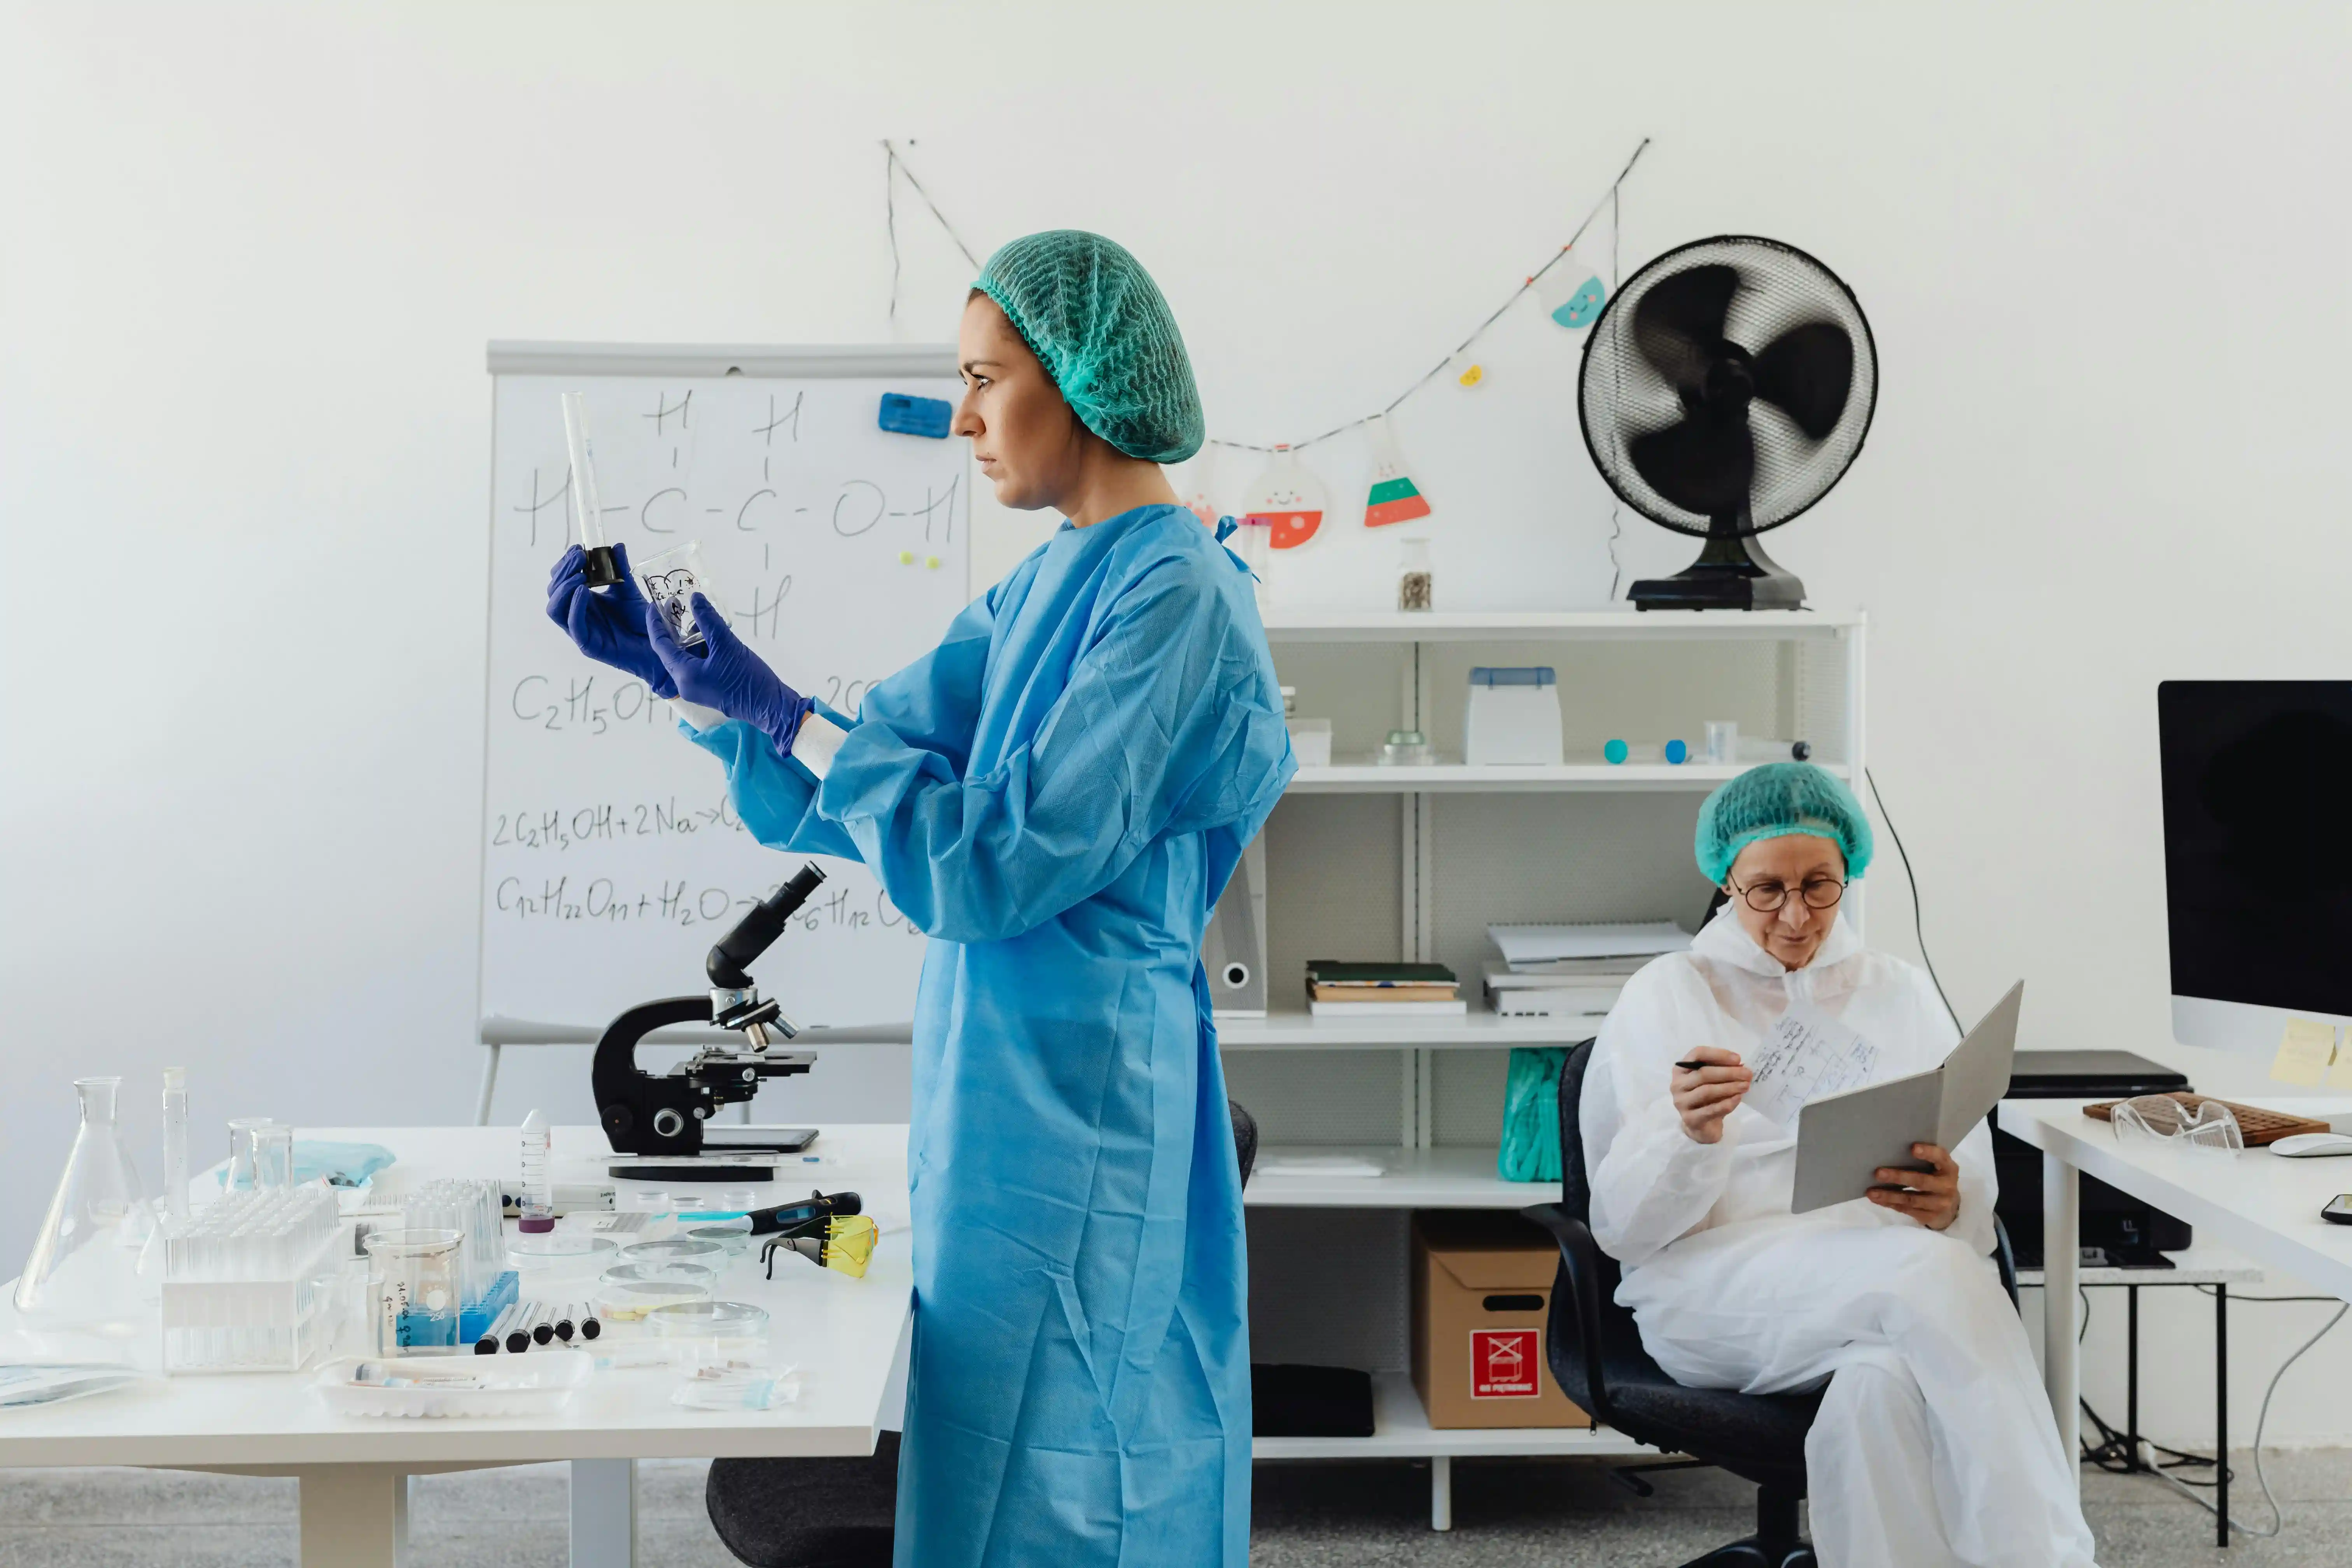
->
xmin=1728 ymin=876 xmax=1847 ymax=914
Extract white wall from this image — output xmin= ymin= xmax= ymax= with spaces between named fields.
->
xmin=6 ymin=2 xmax=2351 ymax=1442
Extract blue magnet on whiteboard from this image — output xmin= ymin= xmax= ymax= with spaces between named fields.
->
xmin=878 ymin=393 xmax=952 ymax=439
xmin=1664 ymin=738 xmax=1689 ymax=765
xmin=1604 ymin=739 xmax=1629 ymax=765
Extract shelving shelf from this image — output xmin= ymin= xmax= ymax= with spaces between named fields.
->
xmin=1218 ymin=1010 xmax=1602 ymax=1051
xmin=1260 ymin=608 xmax=1863 ymax=644
xmin=1252 ymin=1371 xmax=1651 ymax=1462
xmin=1244 ymin=1145 xmax=1558 ymax=1209
xmin=1288 ymin=760 xmax=1849 ymax=794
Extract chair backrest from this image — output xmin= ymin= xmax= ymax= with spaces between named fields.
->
xmin=1555 ymin=1041 xmax=1598 ymax=1227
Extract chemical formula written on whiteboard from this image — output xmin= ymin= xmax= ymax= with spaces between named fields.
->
xmin=492 ymin=874 xmax=922 ymax=937
xmin=506 ymin=672 xmax=888 ymax=734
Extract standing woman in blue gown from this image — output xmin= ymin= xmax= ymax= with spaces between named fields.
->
xmin=548 ymin=230 xmax=1293 ymax=1567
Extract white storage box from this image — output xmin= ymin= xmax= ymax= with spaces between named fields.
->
xmin=1464 ymin=668 xmax=1562 ymax=766
xmin=1287 ymin=718 xmax=1332 ymax=768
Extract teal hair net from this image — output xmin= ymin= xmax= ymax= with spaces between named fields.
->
xmin=1695 ymin=762 xmax=1875 ymax=885
xmin=974 ymin=230 xmax=1204 ymax=464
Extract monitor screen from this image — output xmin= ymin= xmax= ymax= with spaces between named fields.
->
xmin=2160 ymin=681 xmax=2352 ymax=1018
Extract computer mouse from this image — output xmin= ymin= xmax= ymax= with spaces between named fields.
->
xmin=2268 ymin=1132 xmax=2352 ymax=1158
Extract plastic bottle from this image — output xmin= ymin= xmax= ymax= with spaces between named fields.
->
xmin=161 ymin=1068 xmax=190 ymax=1223
xmin=519 ymin=1110 xmax=553 ymax=1234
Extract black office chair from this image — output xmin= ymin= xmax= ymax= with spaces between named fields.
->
xmin=1523 ymin=1041 xmax=2017 ymax=1568
xmin=706 ymin=1099 xmax=1265 ymax=1567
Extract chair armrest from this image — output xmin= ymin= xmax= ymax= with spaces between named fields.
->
xmin=1521 ymin=1202 xmax=1622 ymax=1427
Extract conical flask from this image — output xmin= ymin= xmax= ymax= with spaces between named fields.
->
xmin=1242 ymin=447 xmax=1327 ymax=551
xmin=14 ymin=1077 xmax=155 ymax=1333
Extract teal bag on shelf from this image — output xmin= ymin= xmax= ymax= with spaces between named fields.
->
xmin=1498 ymin=1046 xmax=1573 ymax=1182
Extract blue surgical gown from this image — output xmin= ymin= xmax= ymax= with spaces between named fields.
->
xmin=686 ymin=503 xmax=1294 ymax=1567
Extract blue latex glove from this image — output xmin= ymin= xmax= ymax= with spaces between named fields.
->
xmin=546 ymin=541 xmax=677 ymax=698
xmin=647 ymin=592 xmax=811 ymax=751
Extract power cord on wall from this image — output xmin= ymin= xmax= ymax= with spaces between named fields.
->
xmin=1862 ymin=768 xmax=1962 ymax=1034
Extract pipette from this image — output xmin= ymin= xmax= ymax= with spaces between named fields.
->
xmin=560 ymin=392 xmax=623 ymax=588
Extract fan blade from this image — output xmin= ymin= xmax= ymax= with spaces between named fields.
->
xmin=1629 ymin=413 xmax=1756 ymax=518
xmin=1750 ymin=322 xmax=1854 ymax=440
xmin=1632 ymin=264 xmax=1740 ymax=396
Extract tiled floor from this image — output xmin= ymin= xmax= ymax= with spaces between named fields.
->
xmin=0 ymin=1450 xmax=2342 ymax=1565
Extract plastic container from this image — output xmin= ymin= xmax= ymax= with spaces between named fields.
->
xmin=313 ymin=1350 xmax=592 ymax=1419
xmin=602 ymin=1261 xmax=719 ymax=1290
xmin=518 ymin=1110 xmax=553 ymax=1234
xmin=1376 ymin=730 xmax=1437 ymax=767
xmin=1397 ymin=538 xmax=1434 ymax=611
xmin=14 ymin=1077 xmax=155 ymax=1333
xmin=1286 ymin=718 xmax=1332 ymax=769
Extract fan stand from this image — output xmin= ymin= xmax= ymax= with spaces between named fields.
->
xmin=1628 ymin=510 xmax=1806 ymax=612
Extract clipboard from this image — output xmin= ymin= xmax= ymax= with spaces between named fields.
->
xmin=1790 ymin=981 xmax=2024 ymax=1214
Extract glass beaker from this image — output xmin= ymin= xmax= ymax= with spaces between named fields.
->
xmin=635 ymin=542 xmax=719 ymax=650
xmin=364 ymin=1228 xmax=464 ymax=1356
xmin=224 ymin=1117 xmax=274 ymax=1193
xmin=1398 ymin=539 xmax=1433 ymax=612
xmin=14 ymin=1077 xmax=155 ymax=1332
xmin=251 ymin=1125 xmax=294 ymax=1191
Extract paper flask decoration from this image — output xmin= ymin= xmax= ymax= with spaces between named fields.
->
xmin=1362 ymin=416 xmax=1432 ymax=529
xmin=1242 ymin=448 xmax=1326 ymax=551
xmin=1536 ymin=247 xmax=1607 ymax=330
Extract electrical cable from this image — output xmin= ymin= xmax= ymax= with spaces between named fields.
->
xmin=1862 ymin=767 xmax=1962 ymax=1034
xmin=2073 ymin=1284 xmax=2348 ymax=1540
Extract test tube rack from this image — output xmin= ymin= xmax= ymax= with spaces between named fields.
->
xmin=401 ymin=1177 xmax=519 ymax=1343
xmin=159 ymin=1186 xmax=345 ymax=1374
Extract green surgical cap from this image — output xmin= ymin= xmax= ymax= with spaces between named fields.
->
xmin=974 ymin=230 xmax=1204 ymax=465
xmin=1695 ymin=762 xmax=1875 ymax=886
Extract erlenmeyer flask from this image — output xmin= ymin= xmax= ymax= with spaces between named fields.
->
xmin=15 ymin=1078 xmax=155 ymax=1333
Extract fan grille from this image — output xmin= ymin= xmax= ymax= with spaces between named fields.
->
xmin=1580 ymin=236 xmax=1876 ymax=538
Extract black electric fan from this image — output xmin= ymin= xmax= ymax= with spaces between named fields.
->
xmin=1579 ymin=236 xmax=1877 ymax=610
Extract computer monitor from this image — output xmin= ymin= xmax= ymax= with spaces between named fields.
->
xmin=2160 ymin=681 xmax=2352 ymax=1055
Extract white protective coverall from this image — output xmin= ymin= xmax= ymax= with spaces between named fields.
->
xmin=1582 ymin=910 xmax=2096 ymax=1568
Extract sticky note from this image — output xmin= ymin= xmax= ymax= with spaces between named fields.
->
xmin=2270 ymin=1017 xmax=2336 ymax=1087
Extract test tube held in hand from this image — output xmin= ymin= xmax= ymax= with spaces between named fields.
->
xmin=560 ymin=392 xmax=623 ymax=588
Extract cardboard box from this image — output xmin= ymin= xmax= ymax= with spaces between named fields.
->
xmin=1410 ymin=1211 xmax=1591 ymax=1430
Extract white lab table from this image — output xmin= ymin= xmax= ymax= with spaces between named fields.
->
xmin=0 ymin=1123 xmax=912 ymax=1568
xmin=1997 ymin=1096 xmax=2352 ymax=1547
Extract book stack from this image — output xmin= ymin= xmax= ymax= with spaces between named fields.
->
xmin=1481 ymin=921 xmax=1693 ymax=1021
xmin=1305 ymin=961 xmax=1466 ymax=1018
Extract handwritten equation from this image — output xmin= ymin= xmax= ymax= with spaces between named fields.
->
xmin=507 ymin=672 xmax=887 ymax=734
xmin=491 ymin=873 xmax=924 ymax=937
xmin=491 ymin=794 xmax=743 ymax=853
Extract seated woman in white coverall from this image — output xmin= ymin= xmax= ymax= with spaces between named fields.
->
xmin=1582 ymin=763 xmax=2096 ymax=1568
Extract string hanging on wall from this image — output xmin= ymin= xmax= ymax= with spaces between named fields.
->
xmin=878 ymin=135 xmax=1652 ymax=457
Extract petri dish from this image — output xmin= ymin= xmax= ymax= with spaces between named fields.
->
xmin=646 ymin=1299 xmax=771 ymax=1340
xmin=620 ymin=1238 xmax=728 ymax=1268
xmin=687 ymin=1223 xmax=754 ymax=1255
xmin=600 ymin=1261 xmax=718 ymax=1289
xmin=593 ymin=1275 xmax=713 ymax=1322
xmin=508 ymin=1233 xmax=618 ymax=1269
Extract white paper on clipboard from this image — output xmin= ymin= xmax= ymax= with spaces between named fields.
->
xmin=1743 ymin=1001 xmax=1881 ymax=1128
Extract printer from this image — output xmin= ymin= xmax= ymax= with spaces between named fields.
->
xmin=1993 ymin=1050 xmax=2192 ymax=1268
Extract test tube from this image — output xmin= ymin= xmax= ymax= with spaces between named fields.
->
xmin=161 ymin=1068 xmax=189 ymax=1222
xmin=252 ymin=1125 xmax=294 ymax=1192
xmin=560 ymin=392 xmax=623 ymax=588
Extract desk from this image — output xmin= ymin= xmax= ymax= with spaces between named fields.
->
xmin=1997 ymin=1097 xmax=2352 ymax=1548
xmin=0 ymin=1124 xmax=912 ymax=1568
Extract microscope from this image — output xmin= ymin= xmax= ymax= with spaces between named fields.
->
xmin=592 ymin=863 xmax=831 ymax=1180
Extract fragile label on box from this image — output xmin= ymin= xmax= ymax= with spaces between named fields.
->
xmin=1469 ymin=1328 xmax=1540 ymax=1398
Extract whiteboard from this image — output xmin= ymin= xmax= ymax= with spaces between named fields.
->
xmin=478 ymin=343 xmax=970 ymax=1036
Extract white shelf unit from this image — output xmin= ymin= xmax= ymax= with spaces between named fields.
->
xmin=1227 ymin=606 xmax=1867 ymax=1530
